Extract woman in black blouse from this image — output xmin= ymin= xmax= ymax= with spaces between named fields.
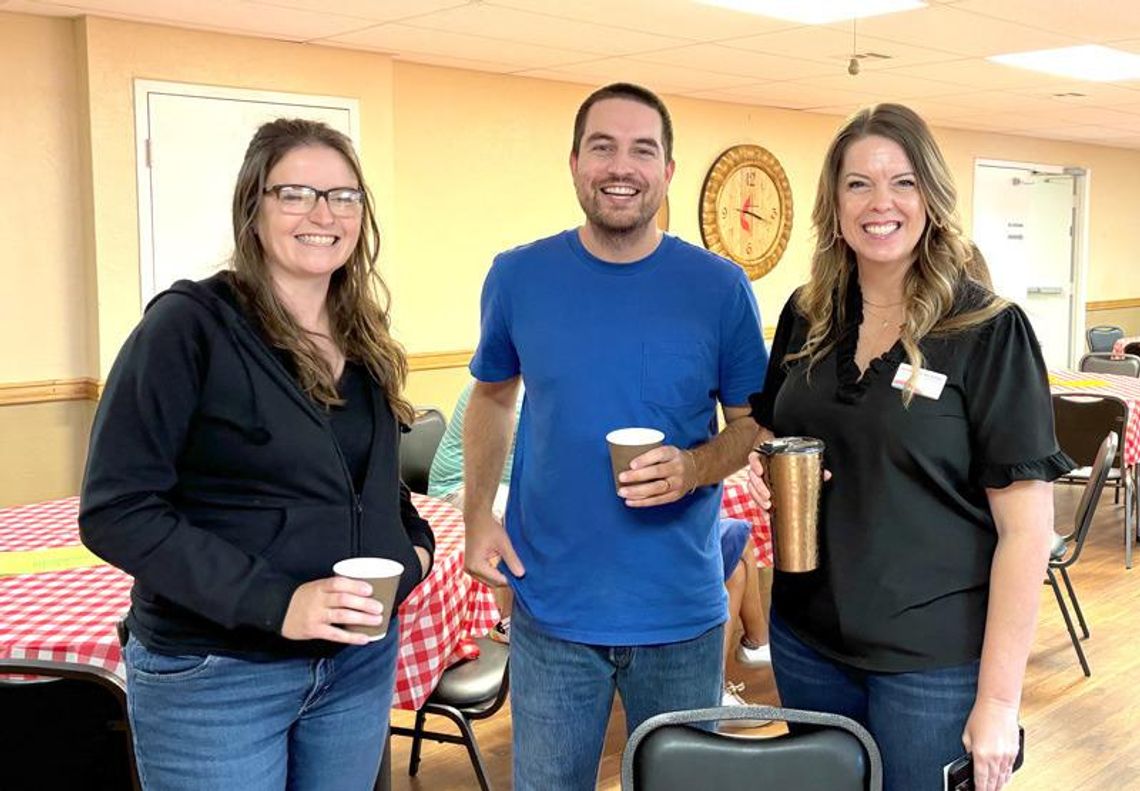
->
xmin=747 ymin=104 xmax=1070 ymax=791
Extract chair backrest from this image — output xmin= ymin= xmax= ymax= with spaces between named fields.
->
xmin=0 ymin=658 xmax=140 ymax=790
xmin=1061 ymin=431 xmax=1118 ymax=567
xmin=621 ymin=706 xmax=882 ymax=791
xmin=1086 ymin=324 xmax=1124 ymax=353
xmin=1052 ymin=394 xmax=1127 ymax=469
xmin=1078 ymin=352 xmax=1140 ymax=377
xmin=398 ymin=407 xmax=447 ymax=494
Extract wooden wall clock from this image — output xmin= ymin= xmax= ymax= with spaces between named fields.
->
xmin=699 ymin=144 xmax=793 ymax=280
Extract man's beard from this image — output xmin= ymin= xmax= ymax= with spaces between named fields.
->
xmin=577 ymin=187 xmax=660 ymax=236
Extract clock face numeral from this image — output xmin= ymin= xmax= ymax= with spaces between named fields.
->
xmin=699 ymin=145 xmax=793 ymax=281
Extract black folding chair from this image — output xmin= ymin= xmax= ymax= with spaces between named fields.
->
xmin=621 ymin=705 xmax=882 ymax=791
xmin=0 ymin=658 xmax=140 ymax=790
xmin=1045 ymin=431 xmax=1117 ymax=676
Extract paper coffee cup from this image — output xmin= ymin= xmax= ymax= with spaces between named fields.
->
xmin=606 ymin=427 xmax=665 ymax=493
xmin=332 ymin=557 xmax=404 ymax=640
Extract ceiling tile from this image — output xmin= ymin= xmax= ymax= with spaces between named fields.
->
xmin=22 ymin=0 xmax=375 ymax=39
xmin=486 ymin=0 xmax=798 ymax=42
xmin=327 ymin=23 xmax=598 ymax=69
xmin=950 ymin=0 xmax=1140 ymax=43
xmin=705 ymin=80 xmax=881 ymax=111
xmin=395 ymin=3 xmax=692 ymax=57
xmin=793 ymin=71 xmax=968 ymax=101
xmin=515 ymin=57 xmax=761 ymax=95
xmin=629 ymin=43 xmax=837 ymax=82
xmin=824 ymin=3 xmax=1080 ymax=58
xmin=883 ymin=58 xmax=1058 ymax=91
xmin=250 ymin=0 xmax=463 ymax=24
xmin=721 ymin=25 xmax=959 ymax=68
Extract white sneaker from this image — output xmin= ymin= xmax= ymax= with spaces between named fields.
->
xmin=735 ymin=640 xmax=772 ymax=667
xmin=719 ymin=681 xmax=770 ymax=729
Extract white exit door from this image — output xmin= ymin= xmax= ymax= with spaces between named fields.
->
xmin=134 ymin=81 xmax=358 ymax=303
xmin=972 ymin=163 xmax=1079 ymax=368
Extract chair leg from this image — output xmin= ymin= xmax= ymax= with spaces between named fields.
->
xmin=1058 ymin=567 xmax=1089 ymax=639
xmin=1127 ymin=473 xmax=1136 ymax=570
xmin=430 ymin=706 xmax=493 ymax=791
xmin=1048 ymin=569 xmax=1090 ymax=677
xmin=408 ymin=708 xmax=427 ymax=777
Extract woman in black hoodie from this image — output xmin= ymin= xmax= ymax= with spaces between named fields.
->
xmin=80 ymin=118 xmax=434 ymax=790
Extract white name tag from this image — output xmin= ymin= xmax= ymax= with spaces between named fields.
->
xmin=892 ymin=363 xmax=947 ymax=400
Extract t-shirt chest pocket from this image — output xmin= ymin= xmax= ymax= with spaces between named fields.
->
xmin=641 ymin=341 xmax=712 ymax=408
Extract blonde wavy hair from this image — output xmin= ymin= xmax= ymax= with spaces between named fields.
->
xmin=228 ymin=118 xmax=414 ymax=425
xmin=789 ymin=103 xmax=1005 ymax=401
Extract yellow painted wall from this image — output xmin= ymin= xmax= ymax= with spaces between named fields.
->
xmin=4 ymin=11 xmax=1140 ymax=504
xmin=78 ymin=15 xmax=397 ymax=379
xmin=0 ymin=14 xmax=91 ymax=383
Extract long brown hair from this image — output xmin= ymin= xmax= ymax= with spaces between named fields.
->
xmin=229 ymin=118 xmax=414 ymax=424
xmin=790 ymin=103 xmax=1006 ymax=400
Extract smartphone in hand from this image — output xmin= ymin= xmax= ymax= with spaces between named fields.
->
xmin=943 ymin=726 xmax=1025 ymax=791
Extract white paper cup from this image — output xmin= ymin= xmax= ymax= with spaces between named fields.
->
xmin=606 ymin=427 xmax=665 ymax=493
xmin=332 ymin=557 xmax=404 ymax=640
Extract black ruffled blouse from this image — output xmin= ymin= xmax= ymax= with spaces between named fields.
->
xmin=750 ymin=278 xmax=1072 ymax=672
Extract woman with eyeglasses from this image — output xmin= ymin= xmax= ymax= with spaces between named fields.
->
xmin=80 ymin=118 xmax=433 ymax=790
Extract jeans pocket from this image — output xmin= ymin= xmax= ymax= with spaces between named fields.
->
xmin=125 ymin=635 xmax=214 ymax=680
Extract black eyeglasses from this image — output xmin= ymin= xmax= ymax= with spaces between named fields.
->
xmin=263 ymin=184 xmax=364 ymax=217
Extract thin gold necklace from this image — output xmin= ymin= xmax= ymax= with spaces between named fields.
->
xmin=863 ymin=297 xmax=905 ymax=309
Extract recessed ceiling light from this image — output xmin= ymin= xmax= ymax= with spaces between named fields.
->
xmin=989 ymin=45 xmax=1140 ymax=82
xmin=695 ymin=0 xmax=926 ymax=24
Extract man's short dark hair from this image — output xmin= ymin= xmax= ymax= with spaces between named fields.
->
xmin=572 ymin=82 xmax=673 ymax=162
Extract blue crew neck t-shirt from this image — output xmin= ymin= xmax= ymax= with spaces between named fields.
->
xmin=470 ymin=229 xmax=767 ymax=645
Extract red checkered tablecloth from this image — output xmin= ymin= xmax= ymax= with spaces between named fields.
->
xmin=1110 ymin=335 xmax=1140 ymax=359
xmin=720 ymin=471 xmax=773 ymax=569
xmin=0 ymin=494 xmax=498 ymax=711
xmin=1050 ymin=368 xmax=1140 ymax=468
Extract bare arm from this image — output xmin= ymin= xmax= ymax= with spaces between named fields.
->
xmin=620 ymin=406 xmax=757 ymax=508
xmin=965 ymin=479 xmax=1053 ymax=790
xmin=462 ymin=377 xmax=525 ymax=585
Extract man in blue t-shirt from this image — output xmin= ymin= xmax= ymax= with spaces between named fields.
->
xmin=463 ymin=82 xmax=768 ymax=791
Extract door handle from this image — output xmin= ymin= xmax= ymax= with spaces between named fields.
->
xmin=1026 ymin=286 xmax=1064 ymax=295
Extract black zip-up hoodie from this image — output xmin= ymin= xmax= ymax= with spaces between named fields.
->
xmin=80 ymin=274 xmax=434 ymax=658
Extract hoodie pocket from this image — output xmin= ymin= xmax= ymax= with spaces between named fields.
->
xmin=261 ymin=504 xmax=355 ymax=582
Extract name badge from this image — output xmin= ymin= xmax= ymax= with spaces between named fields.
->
xmin=892 ymin=363 xmax=947 ymax=400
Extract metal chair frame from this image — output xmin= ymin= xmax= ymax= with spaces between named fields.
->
xmin=398 ymin=407 xmax=447 ymax=495
xmin=1046 ymin=431 xmax=1117 ymax=677
xmin=0 ymin=657 xmax=141 ymax=790
xmin=1052 ymin=393 xmax=1136 ymax=568
xmin=388 ymin=638 xmax=509 ymax=791
xmin=1086 ymin=324 xmax=1124 ymax=354
xmin=1078 ymin=352 xmax=1140 ymax=378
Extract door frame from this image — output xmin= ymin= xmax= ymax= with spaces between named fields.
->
xmin=972 ymin=157 xmax=1090 ymax=368
xmin=132 ymin=80 xmax=360 ymax=304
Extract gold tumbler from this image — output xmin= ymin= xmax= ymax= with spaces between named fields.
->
xmin=758 ymin=437 xmax=824 ymax=573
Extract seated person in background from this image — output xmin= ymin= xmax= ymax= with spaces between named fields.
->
xmin=719 ymin=518 xmax=771 ymax=709
xmin=430 ymin=380 xmax=522 ymax=641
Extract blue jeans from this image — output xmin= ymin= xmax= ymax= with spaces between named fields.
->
xmin=124 ymin=626 xmax=399 ymax=791
xmin=509 ymin=603 xmax=723 ymax=791
xmin=769 ymin=610 xmax=979 ymax=791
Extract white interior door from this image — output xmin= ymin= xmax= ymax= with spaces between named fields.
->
xmin=972 ymin=164 xmax=1076 ymax=368
xmin=135 ymin=81 xmax=358 ymax=303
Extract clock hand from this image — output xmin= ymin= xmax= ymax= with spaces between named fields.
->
xmin=737 ymin=207 xmax=769 ymax=223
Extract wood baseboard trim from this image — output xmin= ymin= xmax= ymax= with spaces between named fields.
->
xmin=3 ymin=336 xmax=782 ymax=405
xmin=407 ymin=350 xmax=472 ymax=372
xmin=1087 ymin=298 xmax=1140 ymax=311
xmin=0 ymin=378 xmax=100 ymax=406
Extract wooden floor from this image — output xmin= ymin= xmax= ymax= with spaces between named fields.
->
xmin=387 ymin=484 xmax=1140 ymax=790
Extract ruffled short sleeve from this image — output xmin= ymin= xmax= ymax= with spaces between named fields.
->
xmin=965 ymin=304 xmax=1074 ymax=488
xmin=748 ymin=293 xmax=800 ymax=429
